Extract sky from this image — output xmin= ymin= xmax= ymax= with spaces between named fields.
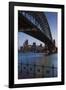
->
xmin=45 ymin=12 xmax=57 ymax=45
xmin=18 ymin=12 xmax=57 ymax=49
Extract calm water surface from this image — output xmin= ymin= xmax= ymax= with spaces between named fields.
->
xmin=18 ymin=53 xmax=57 ymax=79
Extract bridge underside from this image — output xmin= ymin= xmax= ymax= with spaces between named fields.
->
xmin=18 ymin=13 xmax=57 ymax=53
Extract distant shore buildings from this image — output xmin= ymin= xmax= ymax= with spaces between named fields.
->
xmin=18 ymin=40 xmax=57 ymax=54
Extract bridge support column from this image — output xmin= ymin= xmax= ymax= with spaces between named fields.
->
xmin=45 ymin=43 xmax=57 ymax=54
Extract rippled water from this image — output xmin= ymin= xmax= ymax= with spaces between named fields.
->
xmin=18 ymin=52 xmax=57 ymax=79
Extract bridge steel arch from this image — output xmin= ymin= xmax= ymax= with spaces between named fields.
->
xmin=18 ymin=11 xmax=57 ymax=53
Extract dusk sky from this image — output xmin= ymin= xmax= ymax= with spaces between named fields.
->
xmin=18 ymin=12 xmax=57 ymax=49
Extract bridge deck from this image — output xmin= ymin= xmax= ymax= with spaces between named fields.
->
xmin=18 ymin=11 xmax=57 ymax=52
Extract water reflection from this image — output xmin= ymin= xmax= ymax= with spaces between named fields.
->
xmin=18 ymin=53 xmax=57 ymax=79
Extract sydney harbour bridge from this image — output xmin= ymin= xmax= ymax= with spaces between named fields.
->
xmin=18 ymin=11 xmax=57 ymax=53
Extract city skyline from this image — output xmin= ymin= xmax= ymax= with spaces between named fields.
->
xmin=18 ymin=12 xmax=57 ymax=49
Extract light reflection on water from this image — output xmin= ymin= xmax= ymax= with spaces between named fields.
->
xmin=18 ymin=53 xmax=57 ymax=79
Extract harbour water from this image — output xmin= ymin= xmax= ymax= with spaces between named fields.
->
xmin=18 ymin=53 xmax=57 ymax=79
